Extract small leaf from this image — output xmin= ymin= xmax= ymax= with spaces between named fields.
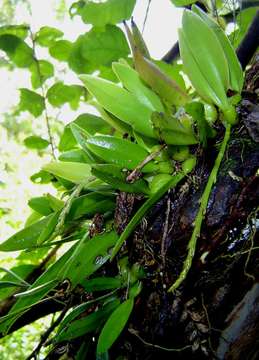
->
xmin=97 ymin=299 xmax=134 ymax=354
xmin=35 ymin=26 xmax=63 ymax=47
xmin=24 ymin=136 xmax=49 ymax=150
xmin=68 ymin=35 xmax=95 ymax=74
xmin=30 ymin=170 xmax=53 ymax=184
xmin=0 ymin=34 xmax=33 ymax=67
xmin=19 ymin=89 xmax=45 ymax=117
xmin=59 ymin=149 xmax=91 ymax=163
xmin=79 ymin=0 xmax=136 ymax=27
xmin=49 ymin=39 xmax=73 ymax=61
xmin=0 ymin=25 xmax=29 ymax=39
xmin=30 ymin=60 xmax=54 ymax=89
xmin=46 ymin=82 xmax=86 ymax=109
xmin=43 ymin=161 xmax=91 ymax=183
xmin=28 ymin=196 xmax=53 ymax=216
xmin=81 ymin=25 xmax=130 ymax=67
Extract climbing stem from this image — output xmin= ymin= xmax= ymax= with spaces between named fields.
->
xmin=168 ymin=124 xmax=232 ymax=292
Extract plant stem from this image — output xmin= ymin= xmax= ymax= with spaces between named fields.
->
xmin=168 ymin=124 xmax=231 ymax=292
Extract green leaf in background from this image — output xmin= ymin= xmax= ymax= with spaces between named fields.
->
xmin=81 ymin=25 xmax=130 ymax=67
xmin=28 ymin=196 xmax=53 ymax=216
xmin=46 ymin=82 xmax=86 ymax=109
xmin=0 ymin=215 xmax=53 ymax=251
xmin=43 ymin=161 xmax=91 ymax=183
xmin=30 ymin=60 xmax=54 ymax=89
xmin=61 ymin=231 xmax=119 ymax=287
xmin=68 ymin=35 xmax=95 ymax=74
xmin=0 ymin=25 xmax=29 ymax=39
xmin=97 ymin=299 xmax=134 ymax=354
xmin=23 ymin=136 xmax=49 ymax=150
xmin=35 ymin=26 xmax=63 ymax=47
xmin=170 ymin=0 xmax=196 ymax=6
xmin=79 ymin=0 xmax=136 ymax=27
xmin=0 ymin=34 xmax=33 ymax=67
xmin=49 ymin=39 xmax=73 ymax=61
xmin=58 ymin=113 xmax=111 ymax=152
xmin=229 ymin=7 xmax=258 ymax=48
xmin=19 ymin=89 xmax=45 ymax=117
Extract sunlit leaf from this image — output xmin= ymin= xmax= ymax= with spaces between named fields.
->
xmin=43 ymin=161 xmax=91 ymax=183
xmin=81 ymin=25 xmax=130 ymax=67
xmin=30 ymin=60 xmax=54 ymax=89
xmin=19 ymin=89 xmax=45 ymax=117
xmin=78 ymin=0 xmax=136 ymax=27
xmin=0 ymin=34 xmax=33 ymax=67
xmin=49 ymin=39 xmax=73 ymax=61
xmin=35 ymin=26 xmax=63 ymax=47
xmin=24 ymin=136 xmax=49 ymax=150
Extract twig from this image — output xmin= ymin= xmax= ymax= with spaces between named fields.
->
xmin=26 ymin=300 xmax=71 ymax=360
xmin=126 ymin=145 xmax=166 ymax=183
xmin=128 ymin=328 xmax=192 ymax=352
xmin=142 ymin=0 xmax=152 ymax=34
xmin=29 ymin=29 xmax=56 ymax=158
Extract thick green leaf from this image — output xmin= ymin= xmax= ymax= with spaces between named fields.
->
xmin=19 ymin=89 xmax=45 ymax=117
xmin=79 ymin=0 xmax=136 ymax=26
xmin=59 ymin=149 xmax=91 ymax=163
xmin=97 ymin=299 xmax=134 ymax=353
xmin=28 ymin=196 xmax=53 ymax=216
xmin=92 ymin=164 xmax=150 ymax=194
xmin=61 ymin=231 xmax=119 ymax=287
xmin=58 ymin=113 xmax=111 ymax=152
xmin=49 ymin=39 xmax=73 ymax=61
xmin=56 ymin=299 xmax=120 ymax=342
xmin=112 ymin=62 xmax=164 ymax=112
xmin=0 ymin=35 xmax=33 ymax=67
xmin=80 ymin=75 xmax=155 ymax=138
xmin=43 ymin=161 xmax=91 ymax=183
xmin=24 ymin=136 xmax=49 ymax=150
xmin=35 ymin=26 xmax=63 ymax=47
xmin=229 ymin=7 xmax=258 ymax=48
xmin=67 ymin=192 xmax=115 ymax=220
xmin=46 ymin=82 xmax=86 ymax=109
xmin=81 ymin=25 xmax=130 ymax=67
xmin=82 ymin=277 xmax=122 ymax=292
xmin=30 ymin=60 xmax=54 ymax=89
xmin=0 ymin=215 xmax=53 ymax=251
